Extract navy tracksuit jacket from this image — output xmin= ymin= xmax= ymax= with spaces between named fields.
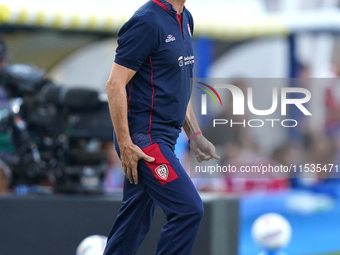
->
xmin=104 ymin=1 xmax=203 ymax=254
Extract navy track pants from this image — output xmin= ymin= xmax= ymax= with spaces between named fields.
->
xmin=103 ymin=142 xmax=204 ymax=255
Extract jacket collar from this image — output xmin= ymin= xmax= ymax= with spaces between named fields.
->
xmin=152 ymin=0 xmax=185 ymax=14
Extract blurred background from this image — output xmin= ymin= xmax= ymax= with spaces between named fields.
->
xmin=1 ymin=0 xmax=340 ymax=255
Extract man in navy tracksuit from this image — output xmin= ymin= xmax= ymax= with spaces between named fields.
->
xmin=104 ymin=0 xmax=219 ymax=254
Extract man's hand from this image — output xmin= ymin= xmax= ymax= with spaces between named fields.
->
xmin=120 ymin=142 xmax=155 ymax=185
xmin=190 ymin=135 xmax=220 ymax=163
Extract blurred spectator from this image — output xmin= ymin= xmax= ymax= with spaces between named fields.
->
xmin=323 ymin=71 xmax=340 ymax=178
xmin=0 ymin=35 xmax=10 ymax=110
xmin=304 ymin=133 xmax=337 ymax=168
xmin=0 ymin=35 xmax=9 ymax=68
xmin=0 ymin=159 xmax=11 ymax=194
xmin=271 ymin=141 xmax=304 ymax=170
xmin=303 ymin=132 xmax=338 ymax=179
xmin=297 ymin=63 xmax=311 ymax=79
xmin=325 ymin=76 xmax=340 ymax=134
xmin=272 ymin=141 xmax=306 ymax=188
xmin=102 ymin=142 xmax=124 ymax=193
xmin=289 ymin=64 xmax=312 ymax=142
xmin=0 ymin=35 xmax=12 ymax=193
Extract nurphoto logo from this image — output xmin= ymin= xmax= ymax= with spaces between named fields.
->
xmin=198 ymin=82 xmax=312 ymax=128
